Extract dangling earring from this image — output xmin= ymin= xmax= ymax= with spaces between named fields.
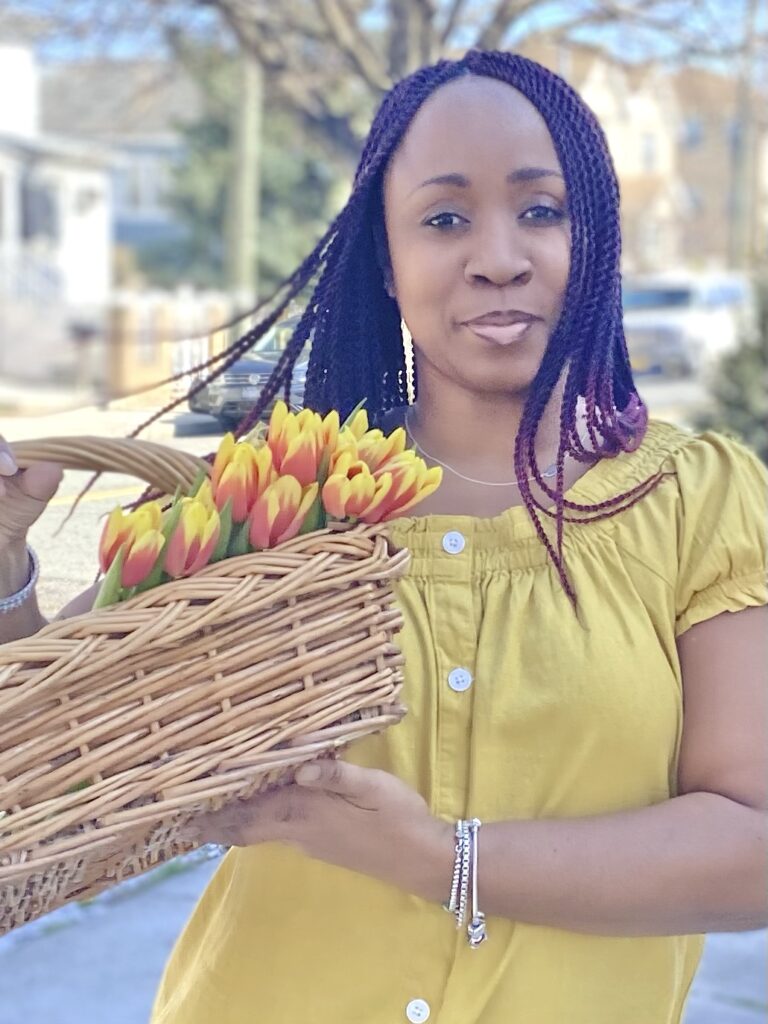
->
xmin=401 ymin=318 xmax=415 ymax=404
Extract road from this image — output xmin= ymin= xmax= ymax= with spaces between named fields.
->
xmin=1 ymin=382 xmax=765 ymax=1024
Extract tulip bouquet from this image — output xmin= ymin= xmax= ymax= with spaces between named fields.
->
xmin=95 ymin=401 xmax=442 ymax=608
xmin=1 ymin=405 xmax=441 ymax=935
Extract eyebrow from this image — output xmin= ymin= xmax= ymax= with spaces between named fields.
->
xmin=412 ymin=167 xmax=564 ymax=194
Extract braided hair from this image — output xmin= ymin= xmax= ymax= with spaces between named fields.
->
xmin=132 ymin=48 xmax=660 ymax=604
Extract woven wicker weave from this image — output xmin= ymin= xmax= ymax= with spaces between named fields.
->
xmin=0 ymin=436 xmax=409 ymax=935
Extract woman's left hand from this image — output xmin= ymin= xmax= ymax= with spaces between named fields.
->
xmin=187 ymin=759 xmax=454 ymax=901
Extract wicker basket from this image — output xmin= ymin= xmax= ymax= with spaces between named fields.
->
xmin=0 ymin=436 xmax=409 ymax=936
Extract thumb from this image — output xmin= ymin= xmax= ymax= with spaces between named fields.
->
xmin=18 ymin=461 xmax=64 ymax=503
xmin=295 ymin=758 xmax=374 ymax=798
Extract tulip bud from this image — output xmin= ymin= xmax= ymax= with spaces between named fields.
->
xmin=249 ymin=477 xmax=319 ymax=549
xmin=164 ymin=497 xmax=221 ymax=578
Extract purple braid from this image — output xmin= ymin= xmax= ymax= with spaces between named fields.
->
xmin=115 ymin=49 xmax=657 ymax=606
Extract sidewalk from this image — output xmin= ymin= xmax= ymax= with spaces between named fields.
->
xmin=0 ymin=851 xmax=765 ymax=1024
xmin=0 ymin=384 xmax=180 ymax=443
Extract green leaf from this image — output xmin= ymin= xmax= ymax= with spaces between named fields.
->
xmin=210 ymin=497 xmax=234 ymax=562
xmin=65 ymin=778 xmax=94 ymax=795
xmin=93 ymin=547 xmax=126 ymax=608
xmin=229 ymin=518 xmax=251 ymax=557
xmin=340 ymin=398 xmax=367 ymax=430
xmin=299 ymin=491 xmax=327 ymax=534
xmin=188 ymin=467 xmax=209 ymax=498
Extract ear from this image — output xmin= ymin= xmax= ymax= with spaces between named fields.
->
xmin=372 ymin=207 xmax=397 ymax=300
xmin=382 ymin=265 xmax=396 ymax=300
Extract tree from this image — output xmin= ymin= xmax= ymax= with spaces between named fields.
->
xmin=7 ymin=0 xmax=766 ymax=164
xmin=695 ymin=276 xmax=768 ymax=463
xmin=135 ymin=52 xmax=340 ymax=294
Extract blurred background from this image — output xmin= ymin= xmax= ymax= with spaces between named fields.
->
xmin=0 ymin=2 xmax=766 ymax=1023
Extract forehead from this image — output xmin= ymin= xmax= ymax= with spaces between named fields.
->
xmin=384 ymin=75 xmax=562 ymax=193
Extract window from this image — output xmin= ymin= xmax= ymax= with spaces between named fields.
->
xmin=20 ymin=177 xmax=59 ymax=242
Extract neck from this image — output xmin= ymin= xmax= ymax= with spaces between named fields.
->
xmin=407 ymin=375 xmax=564 ymax=478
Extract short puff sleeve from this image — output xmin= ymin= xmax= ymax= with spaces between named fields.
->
xmin=673 ymin=431 xmax=767 ymax=636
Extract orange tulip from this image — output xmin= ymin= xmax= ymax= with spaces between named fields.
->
xmin=322 ymin=452 xmax=393 ymax=522
xmin=163 ymin=496 xmax=221 ymax=578
xmin=98 ymin=501 xmax=163 ymax=574
xmin=248 ymin=476 xmax=319 ymax=549
xmin=214 ymin=443 xmax=275 ymax=522
xmin=121 ymin=529 xmax=166 ymax=588
xmin=266 ymin=400 xmax=337 ymax=487
xmin=356 ymin=427 xmax=407 ymax=474
xmin=211 ymin=432 xmax=236 ymax=491
xmin=365 ymin=452 xmax=442 ymax=522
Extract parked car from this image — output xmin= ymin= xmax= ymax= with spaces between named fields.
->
xmin=188 ymin=315 xmax=308 ymax=430
xmin=622 ymin=272 xmax=757 ymax=378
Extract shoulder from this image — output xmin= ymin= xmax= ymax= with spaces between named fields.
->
xmin=604 ymin=418 xmax=767 ymax=506
xmin=636 ymin=421 xmax=767 ymax=635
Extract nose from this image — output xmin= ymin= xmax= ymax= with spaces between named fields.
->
xmin=464 ymin=219 xmax=533 ymax=287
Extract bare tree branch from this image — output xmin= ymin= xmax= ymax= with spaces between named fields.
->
xmin=316 ymin=0 xmax=390 ymax=90
xmin=475 ymin=0 xmax=541 ymax=51
xmin=440 ymin=0 xmax=469 ymax=46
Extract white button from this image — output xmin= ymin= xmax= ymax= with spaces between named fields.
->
xmin=406 ymin=998 xmax=431 ymax=1023
xmin=441 ymin=530 xmax=466 ymax=554
xmin=448 ymin=667 xmax=473 ymax=692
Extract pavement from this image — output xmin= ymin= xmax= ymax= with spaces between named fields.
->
xmin=0 ymin=851 xmax=764 ymax=1024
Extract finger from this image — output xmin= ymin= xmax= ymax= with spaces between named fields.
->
xmin=295 ymin=758 xmax=379 ymax=800
xmin=0 ymin=443 xmax=17 ymax=476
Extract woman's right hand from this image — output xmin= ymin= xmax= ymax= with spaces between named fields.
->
xmin=0 ymin=434 xmax=64 ymax=557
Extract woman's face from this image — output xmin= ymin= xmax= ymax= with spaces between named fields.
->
xmin=383 ymin=75 xmax=571 ymax=398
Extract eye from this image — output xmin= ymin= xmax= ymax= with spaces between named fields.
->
xmin=521 ymin=204 xmax=567 ymax=223
xmin=423 ymin=211 xmax=468 ymax=230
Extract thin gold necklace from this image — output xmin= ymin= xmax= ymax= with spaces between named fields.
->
xmin=404 ymin=409 xmax=558 ymax=489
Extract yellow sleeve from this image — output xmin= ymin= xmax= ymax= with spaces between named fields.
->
xmin=672 ymin=431 xmax=767 ymax=637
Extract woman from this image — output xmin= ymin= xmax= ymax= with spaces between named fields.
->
xmin=0 ymin=50 xmax=766 ymax=1024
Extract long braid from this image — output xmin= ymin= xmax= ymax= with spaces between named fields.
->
xmin=110 ymin=49 xmax=656 ymax=609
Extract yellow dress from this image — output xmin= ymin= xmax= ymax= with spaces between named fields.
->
xmin=150 ymin=420 xmax=767 ymax=1024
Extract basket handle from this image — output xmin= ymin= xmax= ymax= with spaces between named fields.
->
xmin=9 ymin=436 xmax=211 ymax=497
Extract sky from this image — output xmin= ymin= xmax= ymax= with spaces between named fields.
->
xmin=1 ymin=0 xmax=764 ymax=80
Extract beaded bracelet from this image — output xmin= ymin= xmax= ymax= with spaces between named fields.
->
xmin=443 ymin=817 xmax=487 ymax=948
xmin=0 ymin=545 xmax=39 ymax=614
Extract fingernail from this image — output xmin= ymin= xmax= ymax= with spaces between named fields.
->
xmin=296 ymin=764 xmax=321 ymax=784
xmin=0 ymin=452 xmax=17 ymax=474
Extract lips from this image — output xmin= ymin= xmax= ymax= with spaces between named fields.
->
xmin=467 ymin=322 xmax=535 ymax=346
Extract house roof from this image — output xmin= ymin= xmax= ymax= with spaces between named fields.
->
xmin=41 ymin=59 xmax=203 ymax=142
xmin=0 ymin=129 xmax=113 ymax=167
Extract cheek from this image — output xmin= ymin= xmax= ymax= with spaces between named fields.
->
xmin=391 ymin=240 xmax=457 ymax=328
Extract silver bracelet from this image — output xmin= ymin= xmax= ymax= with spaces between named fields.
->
xmin=0 ymin=545 xmax=39 ymax=614
xmin=467 ymin=818 xmax=487 ymax=948
xmin=443 ymin=817 xmax=487 ymax=947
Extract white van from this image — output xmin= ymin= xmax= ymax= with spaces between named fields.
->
xmin=621 ymin=272 xmax=757 ymax=378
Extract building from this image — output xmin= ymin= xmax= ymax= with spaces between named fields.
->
xmin=0 ymin=43 xmax=113 ymax=383
xmin=517 ymin=34 xmax=768 ymax=272
xmin=41 ymin=60 xmax=204 ymax=260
